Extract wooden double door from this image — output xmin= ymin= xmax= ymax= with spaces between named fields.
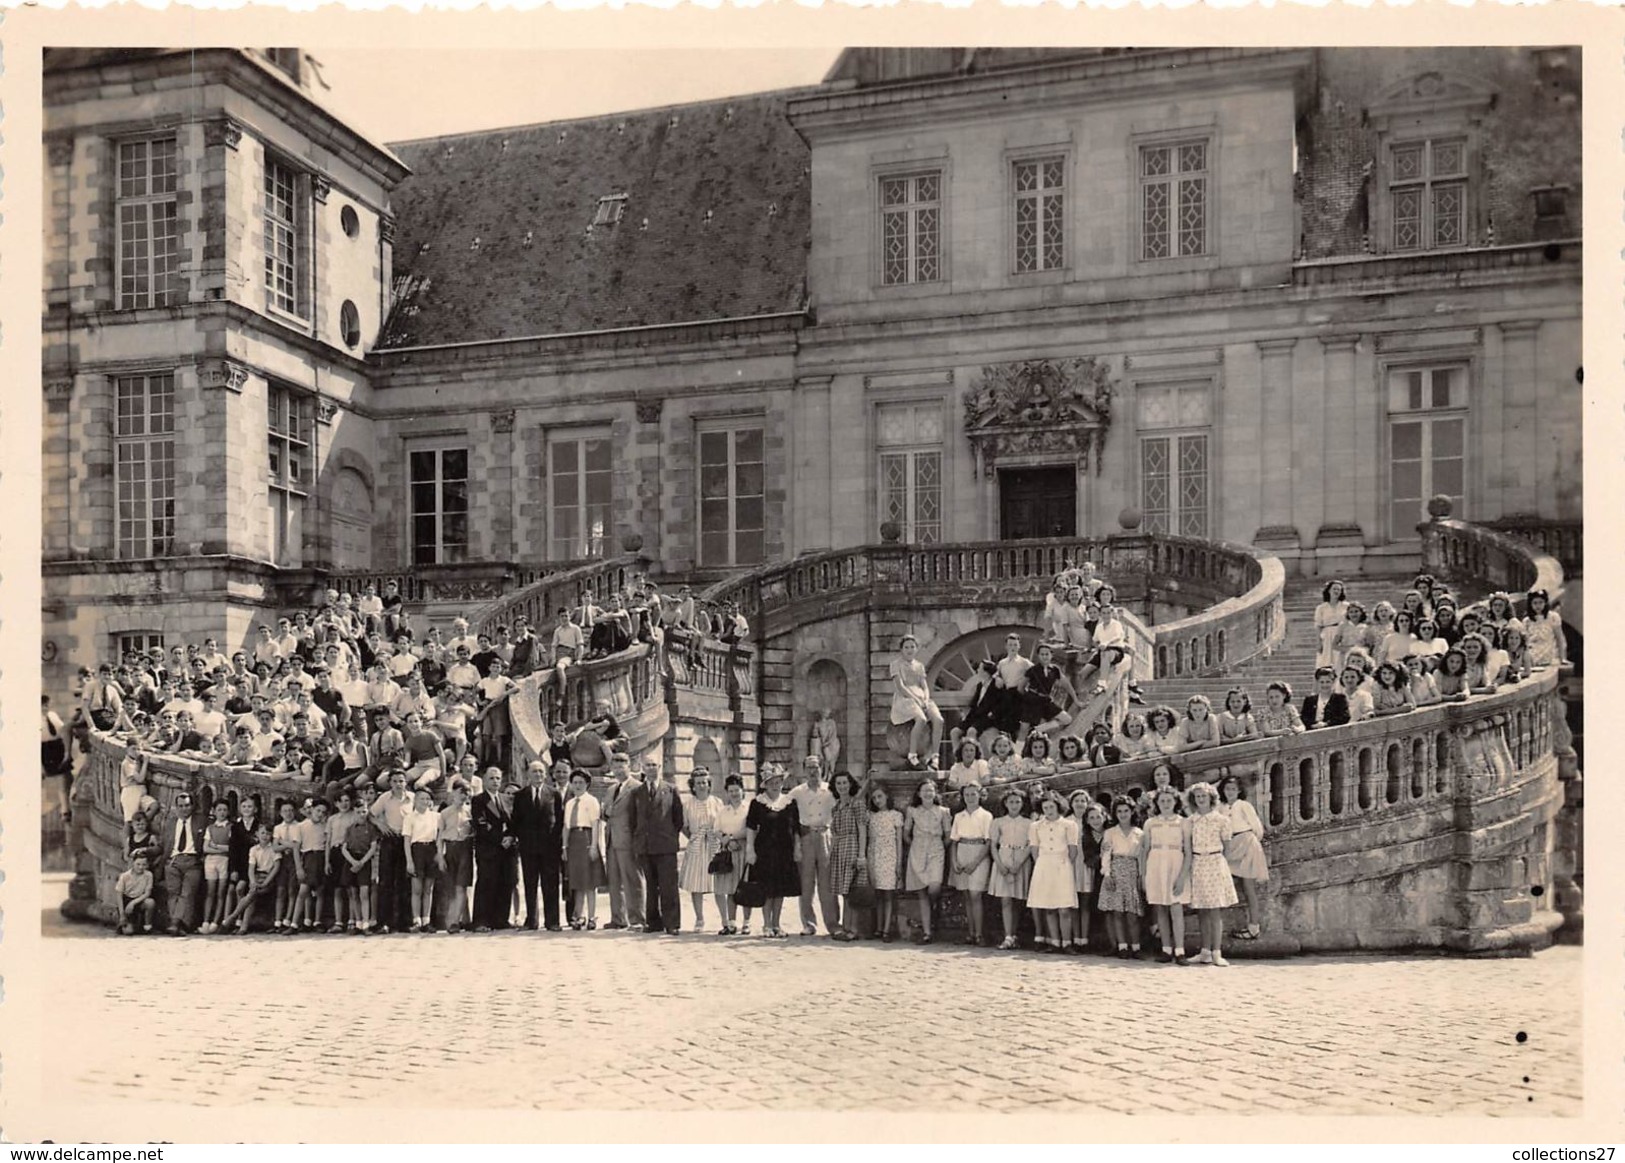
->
xmin=999 ymin=467 xmax=1076 ymax=541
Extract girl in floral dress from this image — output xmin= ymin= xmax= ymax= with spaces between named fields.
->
xmin=1217 ymin=688 xmax=1258 ymax=743
xmin=1145 ymin=706 xmax=1184 ymax=757
xmin=1371 ymin=662 xmax=1414 ymax=718
xmin=1097 ymin=796 xmax=1144 ymax=958
xmin=1364 ymin=602 xmax=1397 ymax=658
xmin=828 ymin=770 xmax=868 ymax=941
xmin=1184 ymin=782 xmax=1239 ymax=966
xmin=1523 ymin=589 xmax=1566 ymax=668
xmin=989 ymin=788 xmax=1032 ymax=951
xmin=1025 ymin=793 xmax=1080 ymax=953
xmin=904 ymin=779 xmax=952 ymax=943
xmin=1257 ymin=681 xmax=1306 ymax=736
xmin=865 ymin=784 xmax=905 ymax=942
xmin=679 ymin=767 xmax=722 ymax=931
xmin=1217 ymin=773 xmax=1267 ymax=941
xmin=1142 ymin=787 xmax=1191 ymax=965
xmin=984 ymin=733 xmax=1025 ymax=783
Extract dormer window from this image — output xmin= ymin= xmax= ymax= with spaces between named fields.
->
xmin=592 ymin=194 xmax=628 ymax=227
xmin=1389 ymin=138 xmax=1467 ymax=251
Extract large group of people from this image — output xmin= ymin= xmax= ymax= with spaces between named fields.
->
xmin=78 ymin=558 xmax=1565 ymax=956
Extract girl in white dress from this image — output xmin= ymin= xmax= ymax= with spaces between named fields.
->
xmin=679 ymin=767 xmax=722 ymax=931
xmin=1141 ymin=787 xmax=1191 ymax=965
xmin=1315 ymin=580 xmax=1349 ymax=669
xmin=949 ymin=783 xmax=994 ymax=945
xmin=904 ymin=780 xmax=952 ymax=944
xmin=1025 ymin=792 xmax=1079 ymax=953
xmin=989 ymin=789 xmax=1033 ymax=951
xmin=946 ymin=740 xmax=989 ymax=791
xmin=1380 ymin=610 xmax=1422 ymax=667
xmin=1217 ymin=774 xmax=1267 ymax=940
xmin=1184 ymin=782 xmax=1238 ymax=966
xmin=889 ymin=635 xmax=943 ymax=770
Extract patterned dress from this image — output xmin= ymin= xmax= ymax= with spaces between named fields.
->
xmin=867 ymin=809 xmax=904 ymax=891
xmin=1187 ymin=810 xmax=1239 ymax=910
xmin=905 ymin=803 xmax=952 ymax=890
xmin=679 ymin=794 xmax=722 ymax=893
xmin=829 ymin=796 xmax=866 ymax=895
xmin=1525 ymin=611 xmax=1564 ymax=667
xmin=1096 ymin=824 xmax=1144 ymax=915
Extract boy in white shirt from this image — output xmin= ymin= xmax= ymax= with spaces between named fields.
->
xmin=403 ymin=788 xmax=443 ymax=932
xmin=293 ymin=798 xmax=331 ymax=932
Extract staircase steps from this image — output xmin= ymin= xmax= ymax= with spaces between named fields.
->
xmin=1133 ymin=574 xmax=1478 ymax=709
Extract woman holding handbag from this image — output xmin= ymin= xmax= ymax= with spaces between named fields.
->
xmin=827 ymin=770 xmax=869 ymax=941
xmin=711 ymin=774 xmax=751 ymax=935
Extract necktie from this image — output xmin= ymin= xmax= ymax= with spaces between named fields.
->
xmin=571 ymin=800 xmax=579 ymax=829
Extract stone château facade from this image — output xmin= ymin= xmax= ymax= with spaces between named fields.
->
xmin=41 ymin=46 xmax=1582 ymax=705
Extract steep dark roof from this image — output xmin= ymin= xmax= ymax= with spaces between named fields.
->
xmin=378 ymin=88 xmax=815 ymax=350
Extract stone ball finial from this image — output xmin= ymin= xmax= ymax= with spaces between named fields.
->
xmin=1117 ymin=506 xmax=1144 ymax=531
xmin=621 ymin=531 xmax=645 ymax=553
xmin=1426 ymin=495 xmax=1455 ymax=520
xmin=879 ymin=520 xmax=903 ymax=544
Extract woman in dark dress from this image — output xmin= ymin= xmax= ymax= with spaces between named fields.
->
xmin=744 ymin=762 xmax=801 ymax=938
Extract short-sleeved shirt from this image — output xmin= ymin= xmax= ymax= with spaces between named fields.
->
xmin=248 ymin=842 xmax=281 ymax=878
xmin=564 ymin=793 xmax=601 ymax=831
xmin=553 ymin=623 xmax=585 ymax=655
xmin=297 ymin=817 xmax=329 ymax=853
xmin=789 ymin=783 xmax=836 ymax=829
xmin=344 ymin=815 xmax=380 ymax=858
xmin=439 ymin=803 xmax=473 ymax=842
xmin=404 ymin=808 xmax=441 ymax=844
xmin=950 ymin=806 xmax=994 ymax=842
xmin=371 ymin=791 xmax=413 ymax=835
xmin=117 ymin=868 xmax=154 ymax=899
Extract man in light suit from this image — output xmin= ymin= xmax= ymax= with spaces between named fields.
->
xmin=602 ymin=751 xmax=645 ymax=930
xmin=631 ymin=757 xmax=685 ymax=936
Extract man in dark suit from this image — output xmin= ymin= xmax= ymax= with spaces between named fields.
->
xmin=471 ymin=771 xmax=518 ymax=931
xmin=508 ymin=616 xmax=541 ymax=679
xmin=631 ymin=759 xmax=685 ymax=935
xmin=1302 ymin=667 xmax=1351 ymax=729
xmin=510 ymin=759 xmax=564 ymax=931
xmin=161 ymin=789 xmax=206 ymax=935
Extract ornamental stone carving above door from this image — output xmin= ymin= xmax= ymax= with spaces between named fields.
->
xmin=962 ymin=356 xmax=1116 ymax=478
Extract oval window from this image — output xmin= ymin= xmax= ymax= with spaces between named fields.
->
xmin=340 ymin=300 xmax=361 ymax=349
xmin=340 ymin=204 xmax=361 ymax=238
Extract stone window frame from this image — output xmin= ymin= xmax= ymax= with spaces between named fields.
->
xmin=405 ymin=439 xmax=471 ymax=567
xmin=871 ymin=150 xmax=951 ymax=293
xmin=267 ymin=381 xmax=316 ymax=567
xmin=1129 ymin=374 xmax=1217 ymax=539
xmin=262 ymin=148 xmax=313 ymax=324
xmin=1378 ymin=352 xmax=1476 ymax=542
xmin=873 ymin=396 xmax=948 ymax=545
xmin=114 ymin=631 xmax=167 ymax=663
xmin=113 ymin=134 xmax=181 ymax=311
xmin=693 ymin=415 xmax=768 ymax=569
xmin=112 ymin=370 xmax=179 ymax=560
xmin=1366 ymin=77 xmax=1492 ymax=258
xmin=1006 ymin=145 xmax=1073 ymax=279
xmin=545 ymin=424 xmax=615 ymax=562
xmin=1130 ymin=123 xmax=1221 ymax=269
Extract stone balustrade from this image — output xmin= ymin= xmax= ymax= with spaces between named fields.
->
xmin=1421 ymin=510 xmax=1565 ymax=612
xmin=1483 ymin=517 xmax=1583 ymax=579
xmin=469 ymin=554 xmax=645 ymax=640
xmin=872 ymin=664 xmax=1566 ymax=953
xmin=705 ymin=533 xmax=1283 ymax=680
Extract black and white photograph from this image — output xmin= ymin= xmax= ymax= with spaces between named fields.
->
xmin=6 ymin=6 xmax=1613 ymax=1145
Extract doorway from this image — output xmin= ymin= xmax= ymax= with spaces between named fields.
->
xmin=999 ymin=467 xmax=1076 ymax=540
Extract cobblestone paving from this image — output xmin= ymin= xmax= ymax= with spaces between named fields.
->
xmin=42 ymin=917 xmax=1580 ymax=1115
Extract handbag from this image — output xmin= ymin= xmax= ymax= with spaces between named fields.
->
xmin=732 ymin=861 xmax=768 ymax=910
xmin=846 ymin=866 xmax=876 ymax=911
xmin=707 ymin=847 xmax=734 ymax=875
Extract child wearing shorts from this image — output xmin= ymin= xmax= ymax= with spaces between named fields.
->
xmin=294 ymin=799 xmax=330 ymax=932
xmin=340 ymin=786 xmax=381 ymax=933
xmin=223 ymin=822 xmax=281 ymax=933
xmin=116 ymin=852 xmax=157 ymax=935
xmin=324 ymin=791 xmax=357 ymax=933
xmin=403 ymin=788 xmax=442 ymax=932
xmin=200 ymin=799 xmax=234 ymax=933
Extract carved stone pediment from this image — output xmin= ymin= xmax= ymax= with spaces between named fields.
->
xmin=963 ymin=356 xmax=1115 ymax=477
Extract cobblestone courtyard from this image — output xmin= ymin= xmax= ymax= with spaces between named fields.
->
xmin=41 ymin=896 xmax=1581 ymax=1117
